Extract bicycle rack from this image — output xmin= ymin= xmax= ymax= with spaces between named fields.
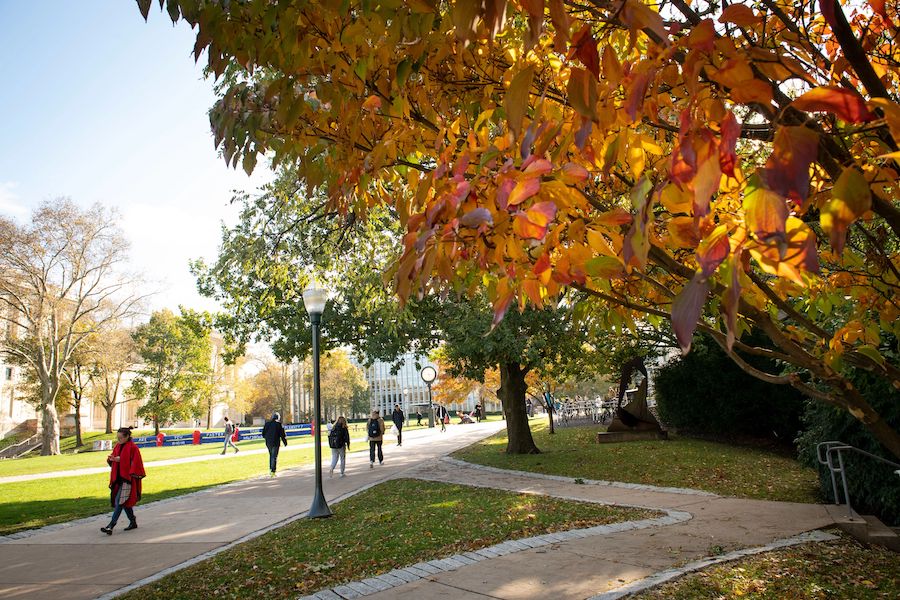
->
xmin=816 ymin=441 xmax=900 ymax=520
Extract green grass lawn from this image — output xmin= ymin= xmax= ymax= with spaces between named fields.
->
xmin=453 ymin=421 xmax=821 ymax=503
xmin=632 ymin=531 xmax=900 ymax=599
xmin=122 ymin=479 xmax=657 ymax=600
xmin=0 ymin=445 xmax=321 ymax=535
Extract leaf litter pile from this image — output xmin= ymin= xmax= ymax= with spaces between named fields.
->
xmin=124 ymin=478 xmax=656 ymax=599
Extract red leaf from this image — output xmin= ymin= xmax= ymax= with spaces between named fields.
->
xmin=671 ymin=272 xmax=710 ymax=353
xmin=696 ymin=224 xmax=730 ymax=277
xmin=492 ymin=280 xmax=516 ymax=327
xmin=533 ymin=252 xmax=551 ymax=275
xmin=625 ymin=71 xmax=652 ymax=122
xmin=560 ymin=162 xmax=589 ymax=184
xmin=791 ymin=86 xmax=874 ymax=123
xmin=718 ymin=112 xmax=740 ymax=177
xmin=760 ymin=126 xmax=819 ymax=204
xmin=570 ymin=24 xmax=600 ymax=78
xmin=484 ymin=0 xmax=509 ymax=38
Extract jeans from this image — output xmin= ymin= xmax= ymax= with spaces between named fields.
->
xmin=108 ymin=486 xmax=135 ymax=528
xmin=222 ymin=435 xmax=238 ymax=453
xmin=267 ymin=444 xmax=280 ymax=472
xmin=330 ymin=447 xmax=346 ymax=474
xmin=369 ymin=440 xmax=383 ymax=464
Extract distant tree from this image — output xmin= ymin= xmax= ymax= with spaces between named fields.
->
xmin=128 ymin=309 xmax=211 ymax=434
xmin=318 ymin=350 xmax=368 ymax=420
xmin=62 ymin=335 xmax=98 ymax=448
xmin=0 ymin=200 xmax=144 ymax=454
xmin=93 ymin=327 xmax=138 ymax=434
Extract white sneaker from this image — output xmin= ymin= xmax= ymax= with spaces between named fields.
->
xmin=369 ymin=462 xmax=374 ymax=469
xmin=340 ymin=473 xmax=346 ymax=477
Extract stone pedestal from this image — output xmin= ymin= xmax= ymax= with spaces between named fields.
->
xmin=597 ymin=430 xmax=668 ymax=443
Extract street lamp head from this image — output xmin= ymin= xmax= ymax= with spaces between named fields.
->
xmin=302 ymin=281 xmax=328 ymax=316
xmin=420 ymin=365 xmax=437 ymax=384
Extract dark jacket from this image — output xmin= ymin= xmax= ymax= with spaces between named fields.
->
xmin=262 ymin=420 xmax=287 ymax=447
xmin=332 ymin=424 xmax=351 ymax=449
xmin=392 ymin=408 xmax=405 ymax=428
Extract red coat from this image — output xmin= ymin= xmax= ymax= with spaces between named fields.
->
xmin=108 ymin=440 xmax=146 ymax=508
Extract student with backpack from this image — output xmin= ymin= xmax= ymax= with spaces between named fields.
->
xmin=262 ymin=412 xmax=288 ymax=476
xmin=367 ymin=409 xmax=385 ymax=468
xmin=435 ymin=405 xmax=449 ymax=432
xmin=328 ymin=416 xmax=351 ymax=477
xmin=221 ymin=416 xmax=239 ymax=455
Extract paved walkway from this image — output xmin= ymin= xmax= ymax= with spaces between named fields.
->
xmin=0 ymin=421 xmax=506 ymax=600
xmin=0 ymin=434 xmax=375 ymax=484
xmin=341 ymin=460 xmax=835 ymax=600
xmin=0 ymin=422 xmax=840 ymax=600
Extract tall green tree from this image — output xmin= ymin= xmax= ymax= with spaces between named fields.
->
xmin=128 ymin=309 xmax=211 ymax=434
xmin=194 ymin=174 xmax=597 ymax=453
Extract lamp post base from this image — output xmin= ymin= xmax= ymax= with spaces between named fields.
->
xmin=309 ymin=489 xmax=333 ymax=519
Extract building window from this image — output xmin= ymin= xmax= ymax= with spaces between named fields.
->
xmin=4 ymin=367 xmax=11 ymax=381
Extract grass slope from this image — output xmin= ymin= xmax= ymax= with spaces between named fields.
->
xmin=454 ymin=421 xmax=821 ymax=503
xmin=122 ymin=479 xmax=657 ymax=600
xmin=633 ymin=531 xmax=900 ymax=599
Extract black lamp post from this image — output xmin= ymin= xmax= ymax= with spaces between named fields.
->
xmin=420 ymin=365 xmax=437 ymax=428
xmin=303 ymin=282 xmax=332 ymax=519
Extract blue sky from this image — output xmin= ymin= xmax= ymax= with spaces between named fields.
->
xmin=0 ymin=1 xmax=269 ymax=311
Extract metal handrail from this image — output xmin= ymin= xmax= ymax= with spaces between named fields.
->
xmin=816 ymin=441 xmax=900 ymax=520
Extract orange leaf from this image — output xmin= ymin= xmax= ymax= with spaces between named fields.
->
xmin=791 ymin=85 xmax=874 ymax=123
xmin=507 ymin=177 xmax=541 ymax=206
xmin=719 ymin=3 xmax=761 ymax=26
xmin=513 ymin=201 xmax=557 ymax=239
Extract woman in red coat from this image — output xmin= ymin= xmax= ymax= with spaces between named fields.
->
xmin=101 ymin=427 xmax=146 ymax=535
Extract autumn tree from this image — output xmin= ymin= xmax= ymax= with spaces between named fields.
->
xmin=318 ymin=350 xmax=368 ymax=420
xmin=128 ymin=309 xmax=211 ymax=434
xmin=149 ymin=0 xmax=900 ymax=457
xmin=62 ymin=334 xmax=98 ymax=448
xmin=0 ymin=200 xmax=143 ymax=454
xmin=93 ymin=326 xmax=138 ymax=434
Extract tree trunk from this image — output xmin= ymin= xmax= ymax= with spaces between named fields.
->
xmin=40 ymin=379 xmax=61 ymax=456
xmin=497 ymin=362 xmax=540 ymax=454
xmin=207 ymin=404 xmax=212 ymax=430
xmin=105 ymin=404 xmax=113 ymax=434
xmin=73 ymin=394 xmax=83 ymax=448
xmin=154 ymin=418 xmax=160 ymax=436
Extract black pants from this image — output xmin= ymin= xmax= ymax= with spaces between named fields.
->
xmin=267 ymin=445 xmax=280 ymax=472
xmin=369 ymin=440 xmax=383 ymax=464
xmin=395 ymin=425 xmax=402 ymax=445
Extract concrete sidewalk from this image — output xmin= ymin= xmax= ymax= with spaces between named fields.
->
xmin=0 ymin=421 xmax=506 ymax=600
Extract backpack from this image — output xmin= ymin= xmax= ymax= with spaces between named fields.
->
xmin=328 ymin=426 xmax=342 ymax=449
xmin=367 ymin=418 xmax=381 ymax=439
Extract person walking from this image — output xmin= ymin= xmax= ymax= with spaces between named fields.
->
xmin=262 ymin=412 xmax=288 ymax=476
xmin=416 ymin=410 xmax=423 ymax=426
xmin=101 ymin=427 xmax=145 ymax=535
xmin=367 ymin=409 xmax=385 ymax=468
xmin=328 ymin=416 xmax=351 ymax=477
xmin=221 ymin=416 xmax=239 ymax=455
xmin=391 ymin=404 xmax=405 ymax=446
xmin=435 ymin=405 xmax=449 ymax=432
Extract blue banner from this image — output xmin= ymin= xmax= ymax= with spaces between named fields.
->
xmin=134 ymin=424 xmax=313 ymax=448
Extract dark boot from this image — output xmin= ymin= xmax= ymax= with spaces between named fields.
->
xmin=100 ymin=526 xmax=113 ymax=535
xmin=124 ymin=520 xmax=138 ymax=531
